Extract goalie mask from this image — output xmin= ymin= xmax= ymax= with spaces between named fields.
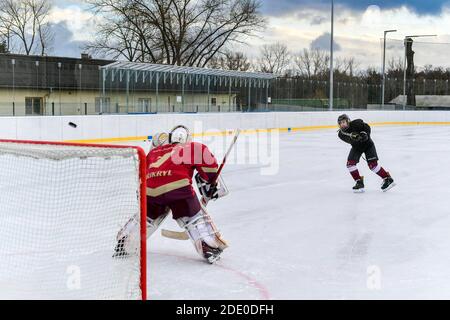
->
xmin=169 ymin=125 xmax=191 ymax=144
xmin=152 ymin=132 xmax=169 ymax=148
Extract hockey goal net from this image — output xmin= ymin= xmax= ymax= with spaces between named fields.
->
xmin=0 ymin=140 xmax=147 ymax=300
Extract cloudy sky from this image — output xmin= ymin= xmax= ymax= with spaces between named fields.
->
xmin=50 ymin=0 xmax=450 ymax=70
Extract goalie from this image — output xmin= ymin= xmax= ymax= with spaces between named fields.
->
xmin=115 ymin=125 xmax=228 ymax=264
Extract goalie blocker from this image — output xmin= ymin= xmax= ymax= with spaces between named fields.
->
xmin=116 ymin=125 xmax=229 ymax=263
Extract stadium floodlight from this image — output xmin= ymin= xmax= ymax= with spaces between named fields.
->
xmin=382 ymin=30 xmax=397 ymax=108
xmin=402 ymin=34 xmax=437 ymax=109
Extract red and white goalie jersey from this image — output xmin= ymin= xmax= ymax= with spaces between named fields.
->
xmin=146 ymin=141 xmax=219 ymax=201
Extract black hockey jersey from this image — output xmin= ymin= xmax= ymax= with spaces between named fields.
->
xmin=338 ymin=119 xmax=374 ymax=151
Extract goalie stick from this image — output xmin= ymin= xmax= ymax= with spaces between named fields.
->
xmin=161 ymin=129 xmax=241 ymax=240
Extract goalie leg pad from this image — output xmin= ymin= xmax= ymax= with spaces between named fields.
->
xmin=177 ymin=207 xmax=228 ymax=261
xmin=146 ymin=208 xmax=170 ymax=238
xmin=114 ymin=207 xmax=170 ymax=258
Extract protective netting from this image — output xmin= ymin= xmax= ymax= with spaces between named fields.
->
xmin=0 ymin=141 xmax=145 ymax=300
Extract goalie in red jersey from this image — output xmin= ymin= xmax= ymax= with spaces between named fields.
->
xmin=115 ymin=125 xmax=228 ymax=264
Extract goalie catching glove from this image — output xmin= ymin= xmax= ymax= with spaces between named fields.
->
xmin=195 ymin=173 xmax=229 ymax=201
xmin=195 ymin=173 xmax=219 ymax=200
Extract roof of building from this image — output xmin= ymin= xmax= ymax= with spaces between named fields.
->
xmin=102 ymin=61 xmax=276 ymax=80
xmin=0 ymin=52 xmax=113 ymax=66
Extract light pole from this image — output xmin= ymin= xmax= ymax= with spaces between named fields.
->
xmin=329 ymin=0 xmax=334 ymax=111
xmin=402 ymin=34 xmax=437 ymax=109
xmin=58 ymin=62 xmax=62 ymax=115
xmin=12 ymin=59 xmax=15 ymax=116
xmin=381 ymin=30 xmax=397 ymax=108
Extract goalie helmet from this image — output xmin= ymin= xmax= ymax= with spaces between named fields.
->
xmin=152 ymin=132 xmax=169 ymax=148
xmin=169 ymin=125 xmax=191 ymax=144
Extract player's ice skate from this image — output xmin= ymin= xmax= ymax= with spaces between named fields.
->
xmin=352 ymin=177 xmax=365 ymax=193
xmin=381 ymin=176 xmax=396 ymax=192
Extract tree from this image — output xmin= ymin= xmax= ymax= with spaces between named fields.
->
xmin=0 ymin=0 xmax=53 ymax=55
xmin=85 ymin=0 xmax=265 ymax=66
xmin=293 ymin=48 xmax=329 ymax=79
xmin=258 ymin=42 xmax=290 ymax=74
xmin=208 ymin=50 xmax=251 ymax=71
xmin=86 ymin=17 xmax=145 ymax=61
xmin=0 ymin=39 xmax=8 ymax=53
xmin=386 ymin=57 xmax=404 ymax=78
xmin=335 ymin=57 xmax=359 ymax=77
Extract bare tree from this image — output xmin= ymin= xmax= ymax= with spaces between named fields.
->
xmin=0 ymin=39 xmax=7 ymax=53
xmin=0 ymin=2 xmax=14 ymax=53
xmin=387 ymin=57 xmax=404 ymax=72
xmin=294 ymin=48 xmax=329 ymax=78
xmin=258 ymin=42 xmax=290 ymax=74
xmin=0 ymin=0 xmax=53 ymax=55
xmin=344 ymin=57 xmax=359 ymax=77
xmin=87 ymin=18 xmax=145 ymax=61
xmin=385 ymin=56 xmax=404 ymax=79
xmin=208 ymin=50 xmax=251 ymax=71
xmin=34 ymin=1 xmax=53 ymax=55
xmin=85 ymin=0 xmax=265 ymax=66
xmin=335 ymin=57 xmax=359 ymax=76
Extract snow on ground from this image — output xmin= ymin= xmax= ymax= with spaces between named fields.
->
xmin=138 ymin=125 xmax=450 ymax=300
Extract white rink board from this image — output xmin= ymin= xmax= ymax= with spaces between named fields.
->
xmin=0 ymin=111 xmax=449 ymax=142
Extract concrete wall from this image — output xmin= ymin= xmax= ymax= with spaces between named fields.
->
xmin=0 ymin=110 xmax=449 ymax=143
xmin=0 ymin=89 xmax=237 ymax=116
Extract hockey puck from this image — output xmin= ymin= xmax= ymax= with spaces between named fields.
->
xmin=68 ymin=122 xmax=77 ymax=128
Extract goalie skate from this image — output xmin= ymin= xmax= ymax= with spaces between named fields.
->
xmin=202 ymin=242 xmax=223 ymax=264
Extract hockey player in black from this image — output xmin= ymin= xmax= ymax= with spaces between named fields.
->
xmin=338 ymin=114 xmax=395 ymax=192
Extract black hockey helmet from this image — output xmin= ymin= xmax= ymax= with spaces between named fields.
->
xmin=337 ymin=114 xmax=350 ymax=124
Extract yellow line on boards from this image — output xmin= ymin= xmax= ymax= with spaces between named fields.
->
xmin=67 ymin=136 xmax=149 ymax=144
xmin=64 ymin=121 xmax=450 ymax=144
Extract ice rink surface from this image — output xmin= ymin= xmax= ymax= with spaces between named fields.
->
xmin=141 ymin=125 xmax=450 ymax=300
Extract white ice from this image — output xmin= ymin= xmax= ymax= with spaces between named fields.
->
xmin=138 ymin=125 xmax=450 ymax=300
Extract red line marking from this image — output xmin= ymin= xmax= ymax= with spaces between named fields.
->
xmin=150 ymin=251 xmax=271 ymax=300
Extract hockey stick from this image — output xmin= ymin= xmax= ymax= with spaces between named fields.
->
xmin=161 ymin=228 xmax=190 ymax=240
xmin=161 ymin=129 xmax=241 ymax=240
xmin=202 ymin=128 xmax=241 ymax=205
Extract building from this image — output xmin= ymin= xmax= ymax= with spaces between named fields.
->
xmin=0 ymin=54 xmax=275 ymax=116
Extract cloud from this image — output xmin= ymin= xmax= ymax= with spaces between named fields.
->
xmin=260 ymin=0 xmax=448 ymax=17
xmin=310 ymin=32 xmax=342 ymax=51
xmin=49 ymin=4 xmax=100 ymax=42
xmin=44 ymin=0 xmax=450 ymax=71
xmin=49 ymin=21 xmax=87 ymax=58
xmin=310 ymin=15 xmax=327 ymax=25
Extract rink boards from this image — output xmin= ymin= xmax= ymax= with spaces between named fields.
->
xmin=0 ymin=111 xmax=449 ymax=143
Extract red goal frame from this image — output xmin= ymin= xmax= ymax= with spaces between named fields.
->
xmin=0 ymin=139 xmax=147 ymax=300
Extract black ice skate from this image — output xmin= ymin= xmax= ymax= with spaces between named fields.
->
xmin=113 ymin=237 xmax=130 ymax=258
xmin=381 ymin=176 xmax=396 ymax=192
xmin=201 ymin=241 xmax=223 ymax=264
xmin=353 ymin=177 xmax=365 ymax=193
